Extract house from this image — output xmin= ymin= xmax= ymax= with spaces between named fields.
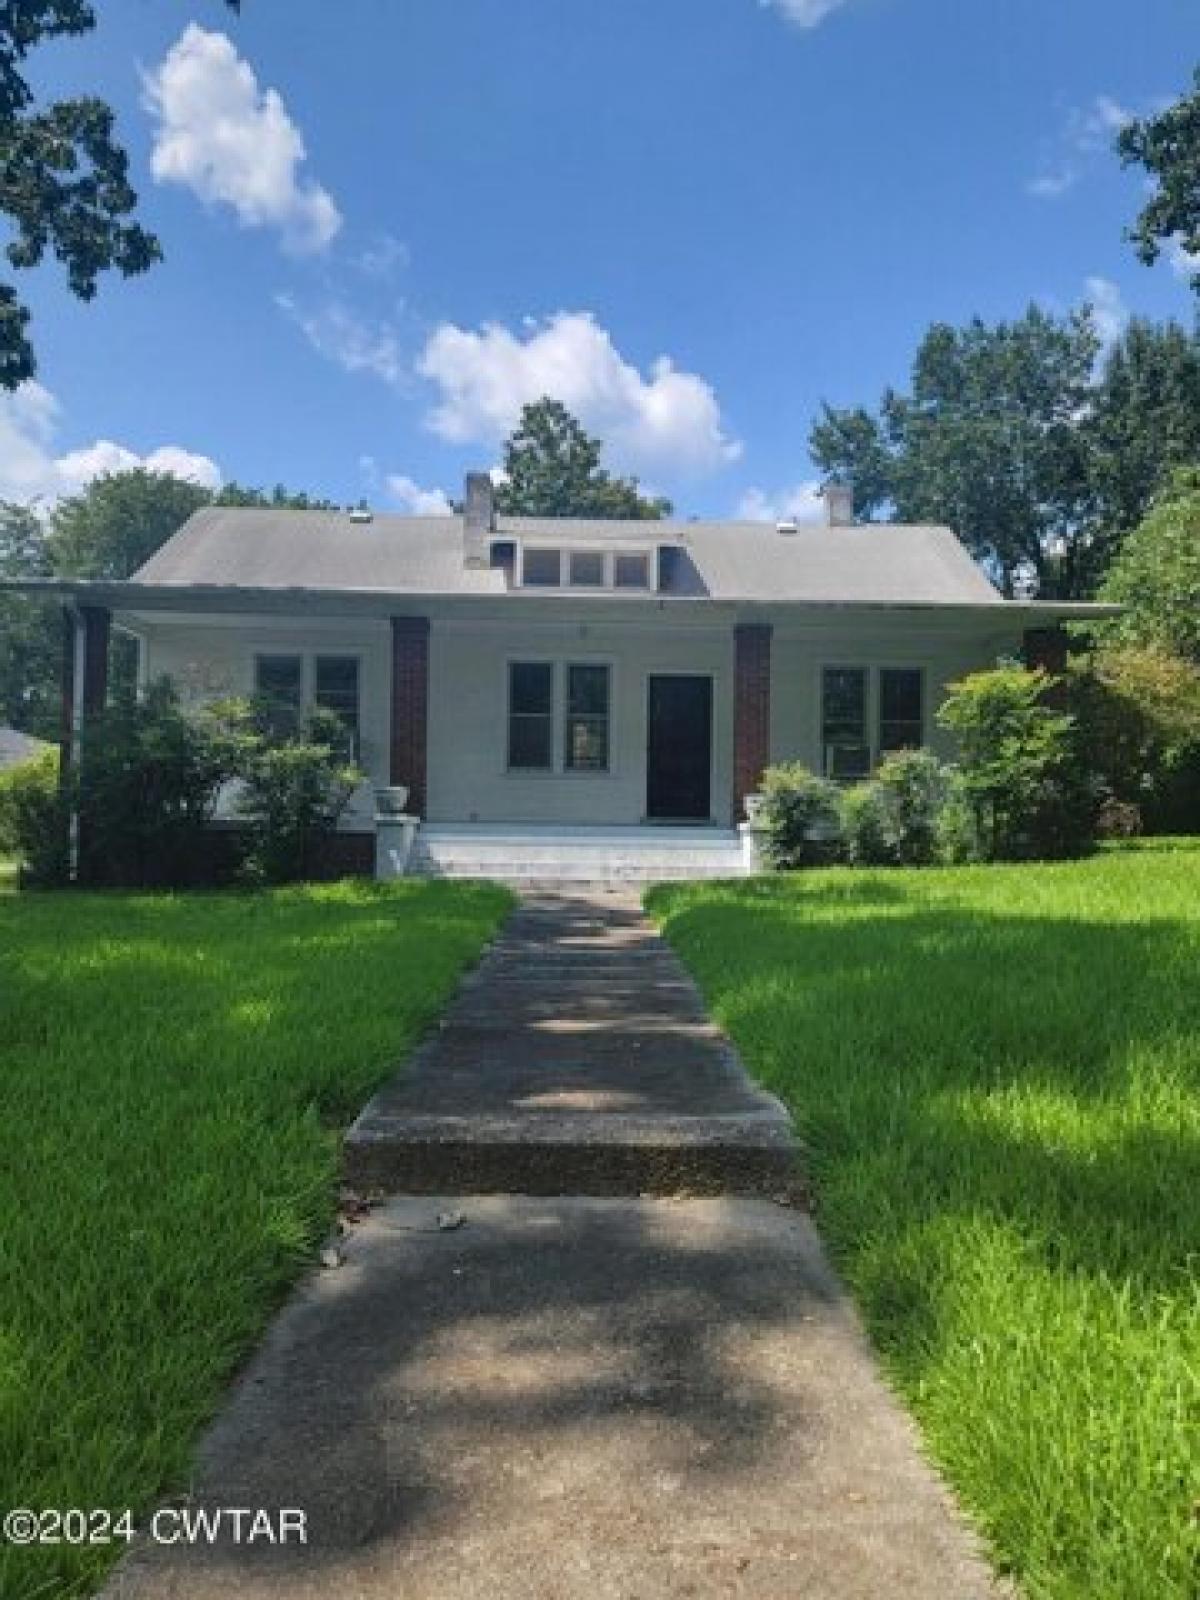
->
xmin=0 ymin=727 xmax=51 ymax=773
xmin=16 ymin=475 xmax=1117 ymax=881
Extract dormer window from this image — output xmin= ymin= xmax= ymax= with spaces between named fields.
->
xmin=516 ymin=545 xmax=658 ymax=591
xmin=522 ymin=548 xmax=562 ymax=587
xmin=568 ymin=551 xmax=605 ymax=587
xmin=614 ymin=553 xmax=650 ymax=590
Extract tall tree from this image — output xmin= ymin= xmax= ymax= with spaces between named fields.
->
xmin=214 ymin=483 xmax=339 ymax=510
xmin=495 ymin=399 xmax=672 ymax=519
xmin=0 ymin=501 xmax=57 ymax=735
xmin=0 ymin=1 xmax=240 ymax=386
xmin=811 ymin=307 xmax=1098 ymax=596
xmin=1087 ymin=318 xmax=1200 ymax=555
xmin=46 ymin=469 xmax=213 ymax=578
xmin=1100 ymin=470 xmax=1200 ymax=665
xmin=1119 ymin=70 xmax=1200 ymax=290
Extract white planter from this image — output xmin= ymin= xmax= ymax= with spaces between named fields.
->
xmin=374 ymin=785 xmax=410 ymax=818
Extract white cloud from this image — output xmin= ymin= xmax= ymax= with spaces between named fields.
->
xmin=1168 ymin=238 xmax=1200 ymax=282
xmin=1083 ymin=275 xmax=1129 ymax=352
xmin=276 ymin=293 xmax=404 ymax=385
xmin=356 ymin=233 xmax=410 ymax=280
xmin=735 ymin=480 xmax=826 ymax=523
xmin=1029 ymin=93 xmax=1135 ymax=199
xmin=384 ymin=474 xmax=453 ymax=516
xmin=417 ymin=311 xmax=740 ymax=478
xmin=761 ymin=0 xmax=852 ymax=27
xmin=144 ymin=25 xmax=341 ymax=254
xmin=0 ymin=383 xmax=220 ymax=504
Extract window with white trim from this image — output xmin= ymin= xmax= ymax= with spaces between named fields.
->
xmin=508 ymin=662 xmax=555 ymax=770
xmin=821 ymin=666 xmax=926 ymax=778
xmin=255 ymin=655 xmax=303 ymax=740
xmin=564 ymin=664 xmax=610 ymax=772
xmin=879 ymin=668 xmax=924 ymax=754
xmin=315 ymin=655 xmax=361 ymax=759
xmin=522 ymin=548 xmax=562 ymax=587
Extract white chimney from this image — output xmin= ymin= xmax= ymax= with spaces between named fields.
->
xmin=822 ymin=479 xmax=855 ymax=528
xmin=463 ymin=472 xmax=494 ymax=568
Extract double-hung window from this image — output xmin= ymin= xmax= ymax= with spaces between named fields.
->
xmin=821 ymin=666 xmax=925 ymax=777
xmin=314 ymin=656 xmax=361 ymax=759
xmin=822 ymin=667 xmax=871 ymax=780
xmin=879 ymin=668 xmax=924 ymax=754
xmin=255 ymin=655 xmax=304 ymax=741
xmin=507 ymin=662 xmax=554 ymax=770
xmin=564 ymin=664 xmax=610 ymax=772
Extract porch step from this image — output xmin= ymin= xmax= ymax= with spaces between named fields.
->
xmin=409 ymin=825 xmax=746 ymax=885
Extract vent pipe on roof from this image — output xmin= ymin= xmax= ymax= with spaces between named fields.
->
xmin=821 ymin=478 xmax=855 ymax=528
xmin=348 ymin=505 xmax=373 ymax=524
xmin=464 ymin=472 xmax=495 ymax=568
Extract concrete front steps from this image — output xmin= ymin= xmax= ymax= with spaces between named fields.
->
xmin=409 ymin=824 xmax=746 ymax=885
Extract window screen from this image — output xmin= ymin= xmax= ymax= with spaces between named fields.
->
xmin=879 ymin=669 xmax=924 ymax=753
xmin=568 ymin=551 xmax=605 ymax=587
xmin=508 ymin=662 xmax=554 ymax=769
xmin=613 ymin=553 xmax=650 ymax=589
xmin=822 ymin=667 xmax=870 ymax=779
xmin=523 ymin=549 xmax=562 ymax=587
xmin=315 ymin=656 xmax=360 ymax=758
xmin=564 ymin=664 xmax=610 ymax=772
xmin=255 ymin=655 xmax=303 ymax=740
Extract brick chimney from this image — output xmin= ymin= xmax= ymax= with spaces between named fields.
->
xmin=822 ymin=479 xmax=855 ymax=528
xmin=463 ymin=472 xmax=494 ymax=568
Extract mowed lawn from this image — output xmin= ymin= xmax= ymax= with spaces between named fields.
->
xmin=649 ymin=843 xmax=1199 ymax=1600
xmin=0 ymin=878 xmax=510 ymax=1600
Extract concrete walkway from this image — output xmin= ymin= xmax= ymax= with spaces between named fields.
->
xmin=105 ymin=892 xmax=1005 ymax=1600
xmin=345 ymin=891 xmax=798 ymax=1199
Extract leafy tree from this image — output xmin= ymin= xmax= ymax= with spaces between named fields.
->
xmin=46 ymin=469 xmax=212 ymax=578
xmin=214 ymin=482 xmax=340 ymax=511
xmin=1087 ymin=319 xmax=1200 ymax=551
xmin=1119 ymin=71 xmax=1200 ymax=290
xmin=495 ymin=399 xmax=671 ymax=519
xmin=1100 ymin=471 xmax=1200 ymax=664
xmin=0 ymin=1 xmax=240 ymax=387
xmin=0 ymin=501 xmax=57 ymax=735
xmin=811 ymin=307 xmax=1098 ymax=596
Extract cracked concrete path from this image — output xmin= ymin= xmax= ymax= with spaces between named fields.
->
xmin=103 ymin=892 xmax=1005 ymax=1599
xmin=344 ymin=891 xmax=798 ymax=1198
xmin=105 ymin=1196 xmax=1003 ymax=1600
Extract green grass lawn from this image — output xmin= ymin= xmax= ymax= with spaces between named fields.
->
xmin=0 ymin=878 xmax=510 ymax=1600
xmin=649 ymin=842 xmax=1199 ymax=1600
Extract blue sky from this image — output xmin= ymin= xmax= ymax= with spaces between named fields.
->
xmin=4 ymin=0 xmax=1198 ymax=519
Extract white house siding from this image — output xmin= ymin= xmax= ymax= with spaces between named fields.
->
xmin=427 ymin=616 xmax=736 ymax=826
xmin=138 ymin=615 xmax=393 ymax=828
xmin=770 ymin=619 xmax=1026 ymax=773
xmin=134 ymin=608 xmax=1029 ymax=832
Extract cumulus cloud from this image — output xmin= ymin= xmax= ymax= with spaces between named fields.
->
xmin=1083 ymin=275 xmax=1129 ymax=353
xmin=276 ymin=293 xmax=404 ymax=385
xmin=0 ymin=383 xmax=220 ymax=504
xmin=144 ymin=25 xmax=341 ymax=254
xmin=735 ymin=481 xmax=826 ymax=523
xmin=417 ymin=311 xmax=740 ymax=477
xmin=761 ymin=0 xmax=852 ymax=27
xmin=1028 ymin=93 xmax=1134 ymax=199
xmin=384 ymin=474 xmax=454 ymax=516
xmin=1168 ymin=238 xmax=1200 ymax=283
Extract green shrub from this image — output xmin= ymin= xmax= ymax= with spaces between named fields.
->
xmin=0 ymin=748 xmax=68 ymax=884
xmin=936 ymin=771 xmax=987 ymax=864
xmin=842 ymin=750 xmax=948 ymax=867
xmin=234 ymin=707 xmax=363 ymax=885
xmin=1068 ymin=646 xmax=1200 ymax=834
xmin=757 ymin=763 xmax=843 ymax=870
xmin=937 ymin=665 xmax=1098 ymax=860
xmin=79 ymin=681 xmax=247 ymax=886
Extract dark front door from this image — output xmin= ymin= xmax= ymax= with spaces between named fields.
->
xmin=646 ymin=675 xmax=713 ymax=821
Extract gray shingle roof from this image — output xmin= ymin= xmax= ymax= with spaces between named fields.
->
xmin=132 ymin=506 xmax=1005 ymax=607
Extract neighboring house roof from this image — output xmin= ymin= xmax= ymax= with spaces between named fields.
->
xmin=132 ymin=506 xmax=1007 ymax=608
xmin=0 ymin=727 xmax=51 ymax=771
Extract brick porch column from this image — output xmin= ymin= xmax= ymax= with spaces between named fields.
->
xmin=390 ymin=616 xmax=430 ymax=816
xmin=733 ymin=622 xmax=772 ymax=822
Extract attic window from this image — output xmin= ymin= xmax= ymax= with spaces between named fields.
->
xmin=523 ymin=548 xmax=562 ymax=587
xmin=614 ymin=553 xmax=650 ymax=590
